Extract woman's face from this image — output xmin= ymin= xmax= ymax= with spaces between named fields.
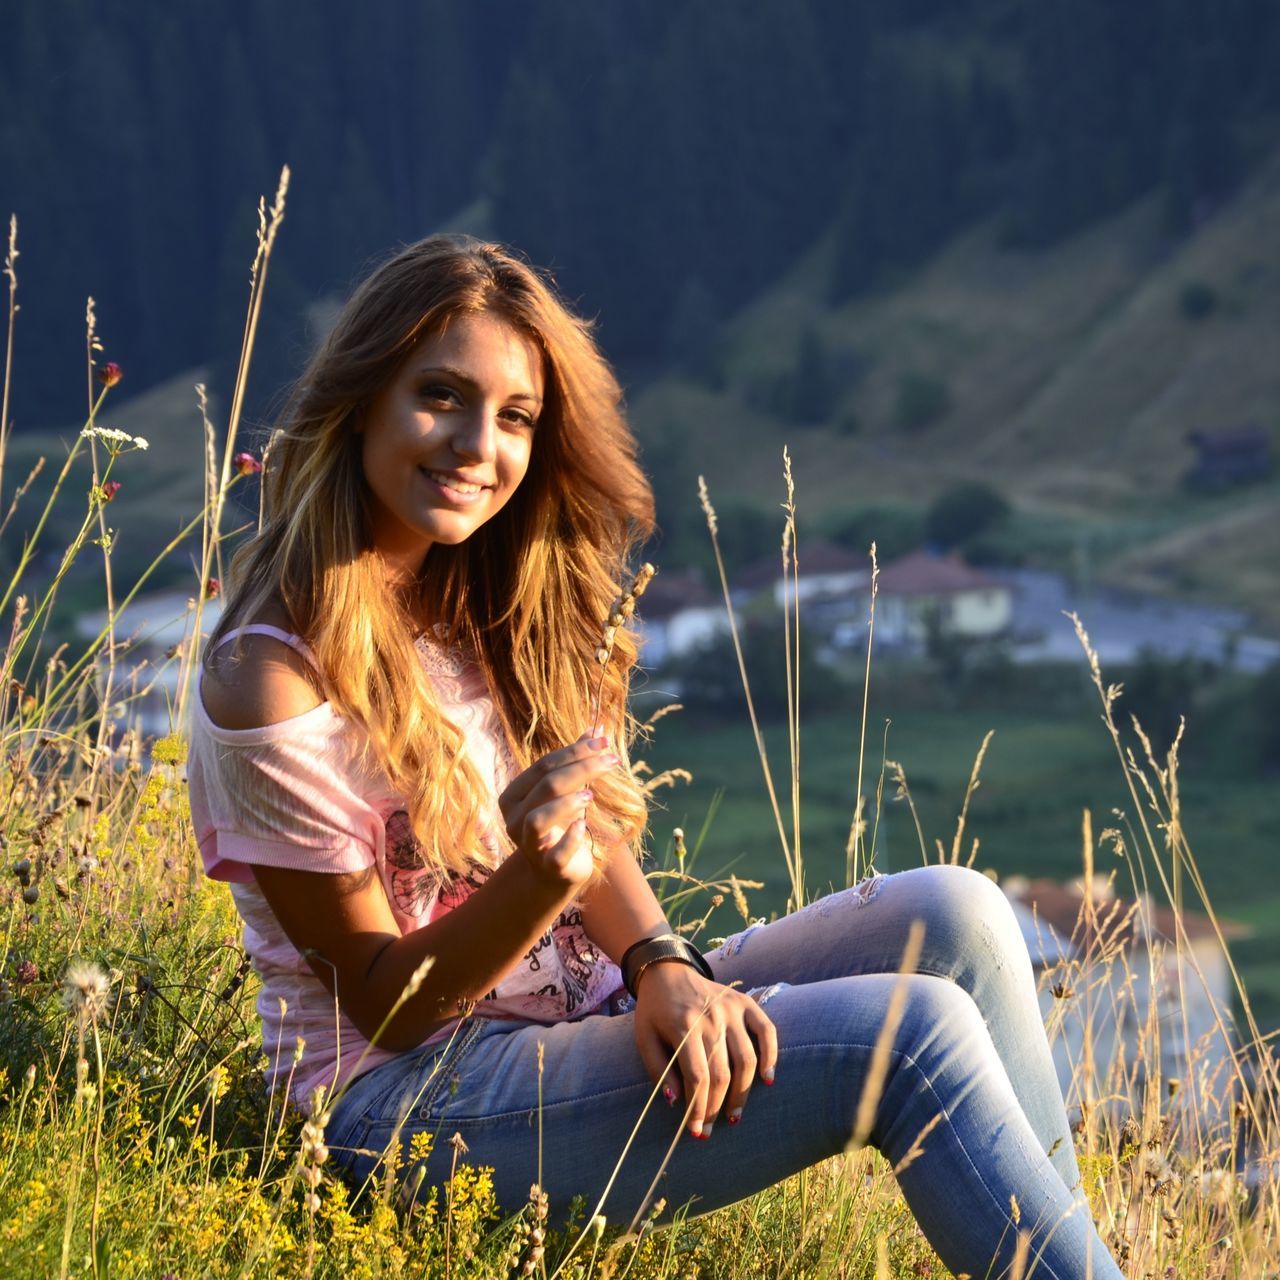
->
xmin=360 ymin=311 xmax=544 ymax=580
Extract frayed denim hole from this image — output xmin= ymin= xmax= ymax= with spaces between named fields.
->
xmin=853 ymin=871 xmax=884 ymax=906
xmin=747 ymin=981 xmax=789 ymax=1007
xmin=717 ymin=922 xmax=764 ymax=961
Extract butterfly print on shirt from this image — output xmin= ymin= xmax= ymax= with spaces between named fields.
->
xmin=384 ymin=809 xmax=441 ymax=918
xmin=383 ymin=810 xmax=496 ymax=919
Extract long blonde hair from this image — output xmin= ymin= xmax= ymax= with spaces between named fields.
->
xmin=208 ymin=236 xmax=656 ymax=878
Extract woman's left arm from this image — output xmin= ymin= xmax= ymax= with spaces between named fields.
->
xmin=579 ymin=844 xmax=778 ymax=1139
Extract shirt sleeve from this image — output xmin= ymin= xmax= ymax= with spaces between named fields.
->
xmin=188 ymin=715 xmax=384 ymax=884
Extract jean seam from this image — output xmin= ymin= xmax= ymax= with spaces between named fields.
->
xmin=416 ymin=1016 xmax=488 ymax=1121
xmin=433 ymin=1075 xmax=658 ymax=1127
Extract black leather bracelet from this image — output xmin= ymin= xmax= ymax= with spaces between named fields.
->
xmin=620 ymin=932 xmax=714 ymax=998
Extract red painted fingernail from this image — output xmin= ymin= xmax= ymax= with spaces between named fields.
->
xmin=663 ymin=1087 xmax=676 ymax=1106
xmin=728 ymin=1111 xmax=741 ymax=1126
xmin=761 ymin=1071 xmax=775 ymax=1085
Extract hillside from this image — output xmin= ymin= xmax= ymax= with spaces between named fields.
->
xmin=633 ymin=144 xmax=1280 ymax=626
xmin=12 ymin=144 xmax=1280 ymax=629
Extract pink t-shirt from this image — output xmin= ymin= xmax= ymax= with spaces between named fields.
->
xmin=187 ymin=624 xmax=624 ymax=1111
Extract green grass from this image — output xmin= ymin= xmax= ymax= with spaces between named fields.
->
xmin=642 ymin=700 xmax=1280 ymax=1031
xmin=6 ymin=168 xmax=1280 ymax=1278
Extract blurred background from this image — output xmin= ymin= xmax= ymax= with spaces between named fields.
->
xmin=2 ymin=0 xmax=1279 ymax=1026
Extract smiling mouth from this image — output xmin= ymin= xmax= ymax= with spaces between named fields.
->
xmin=421 ymin=468 xmax=489 ymax=497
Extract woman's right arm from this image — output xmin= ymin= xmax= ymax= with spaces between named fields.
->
xmin=202 ymin=635 xmax=615 ymax=1051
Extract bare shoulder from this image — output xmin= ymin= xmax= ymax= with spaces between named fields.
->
xmin=201 ymin=602 xmax=325 ymax=732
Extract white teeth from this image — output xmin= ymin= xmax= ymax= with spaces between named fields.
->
xmin=426 ymin=470 xmax=483 ymax=494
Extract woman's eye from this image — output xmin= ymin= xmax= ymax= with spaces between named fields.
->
xmin=420 ymin=384 xmax=460 ymax=405
xmin=503 ymin=409 xmax=536 ymax=429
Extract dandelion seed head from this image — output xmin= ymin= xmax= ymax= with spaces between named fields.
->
xmin=62 ymin=960 xmax=111 ymax=1022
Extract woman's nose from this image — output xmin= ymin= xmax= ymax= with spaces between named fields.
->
xmin=450 ymin=407 xmax=498 ymax=462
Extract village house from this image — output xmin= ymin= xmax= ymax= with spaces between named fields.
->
xmin=1003 ymin=874 xmax=1248 ymax=1137
xmin=1184 ymin=423 xmax=1273 ymax=491
xmin=633 ymin=567 xmax=729 ymax=668
xmin=833 ymin=549 xmax=1013 ymax=653
xmin=75 ymin=589 xmax=223 ymax=739
xmin=731 ymin=539 xmax=870 ymax=611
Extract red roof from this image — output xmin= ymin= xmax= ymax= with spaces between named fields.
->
xmin=637 ymin=567 xmax=717 ymax=620
xmin=876 ymin=550 xmax=1004 ymax=598
xmin=1005 ymin=877 xmax=1247 ymax=951
xmin=734 ymin=539 xmax=868 ymax=592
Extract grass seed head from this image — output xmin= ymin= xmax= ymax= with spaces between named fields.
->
xmin=62 ymin=959 xmax=111 ymax=1023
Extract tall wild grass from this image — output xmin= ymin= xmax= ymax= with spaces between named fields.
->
xmin=1 ymin=177 xmax=1278 ymax=1278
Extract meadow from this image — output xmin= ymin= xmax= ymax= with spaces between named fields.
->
xmin=3 ymin=196 xmax=1280 ymax=1278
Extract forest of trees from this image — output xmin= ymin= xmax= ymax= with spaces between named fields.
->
xmin=2 ymin=0 xmax=1278 ymax=427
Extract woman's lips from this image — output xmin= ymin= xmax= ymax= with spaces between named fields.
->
xmin=419 ymin=467 xmax=489 ymax=505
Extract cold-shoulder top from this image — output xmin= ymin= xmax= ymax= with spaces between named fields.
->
xmin=186 ymin=624 xmax=625 ymax=1111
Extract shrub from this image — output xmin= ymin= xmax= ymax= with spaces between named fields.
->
xmin=894 ymin=370 xmax=951 ymax=431
xmin=1179 ymin=279 xmax=1218 ymax=321
xmin=826 ymin=504 xmax=925 ymax=561
xmin=925 ymin=482 xmax=1011 ymax=549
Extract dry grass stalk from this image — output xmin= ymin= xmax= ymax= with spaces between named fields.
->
xmin=847 ymin=918 xmax=926 ymax=1152
xmin=698 ymin=473 xmax=800 ymax=908
xmin=591 ymin=560 xmax=656 ymax=731
xmin=179 ymin=165 xmax=290 ymax=727
xmin=781 ymin=446 xmax=802 ymax=889
xmin=948 ymin=728 xmax=993 ymax=867
xmin=847 ymin=541 xmax=879 ymax=887
xmin=0 ymin=214 xmax=18 ymax=515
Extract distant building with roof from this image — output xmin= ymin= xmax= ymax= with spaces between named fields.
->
xmin=733 ymin=539 xmax=870 ymax=611
xmin=634 ymin=567 xmax=728 ymax=667
xmin=1184 ymin=424 xmax=1273 ymax=491
xmin=75 ymin=589 xmax=223 ymax=739
xmin=833 ymin=550 xmax=1013 ymax=651
xmin=1003 ymin=874 xmax=1248 ymax=1134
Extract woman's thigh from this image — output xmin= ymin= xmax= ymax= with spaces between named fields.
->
xmin=708 ymin=863 xmax=1030 ymax=997
xmin=327 ymin=973 xmax=1002 ymax=1230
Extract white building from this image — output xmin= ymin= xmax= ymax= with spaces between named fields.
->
xmin=75 ymin=589 xmax=223 ymax=738
xmin=733 ymin=539 xmax=870 ymax=612
xmin=634 ymin=568 xmax=729 ymax=668
xmin=835 ymin=550 xmax=1013 ymax=651
xmin=1004 ymin=874 xmax=1247 ymax=1141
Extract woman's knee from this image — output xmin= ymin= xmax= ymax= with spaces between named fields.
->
xmin=907 ymin=864 xmax=1031 ymax=976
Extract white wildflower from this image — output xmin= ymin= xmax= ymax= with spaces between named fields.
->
xmin=62 ymin=959 xmax=112 ymax=1022
xmin=81 ymin=425 xmax=149 ymax=452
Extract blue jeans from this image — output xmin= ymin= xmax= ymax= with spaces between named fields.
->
xmin=325 ymin=865 xmax=1123 ymax=1279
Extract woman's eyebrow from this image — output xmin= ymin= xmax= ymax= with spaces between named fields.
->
xmin=414 ymin=364 xmax=543 ymax=407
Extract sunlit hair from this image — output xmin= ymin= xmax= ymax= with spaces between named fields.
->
xmin=207 ymin=235 xmax=656 ymax=879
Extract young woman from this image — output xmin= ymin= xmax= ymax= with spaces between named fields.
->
xmin=188 ymin=235 xmax=1124 ymax=1278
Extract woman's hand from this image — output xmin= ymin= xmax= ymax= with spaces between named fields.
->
xmin=632 ymin=960 xmax=778 ymax=1140
xmin=498 ymin=731 xmax=619 ymax=890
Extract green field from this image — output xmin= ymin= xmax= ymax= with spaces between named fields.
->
xmin=640 ymin=693 xmax=1280 ymax=1032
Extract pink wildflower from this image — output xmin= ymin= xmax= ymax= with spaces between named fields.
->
xmin=96 ymin=361 xmax=123 ymax=388
xmin=101 ymin=480 xmax=121 ymax=502
xmin=204 ymin=577 xmax=222 ymax=600
xmin=233 ymin=451 xmax=263 ymax=476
